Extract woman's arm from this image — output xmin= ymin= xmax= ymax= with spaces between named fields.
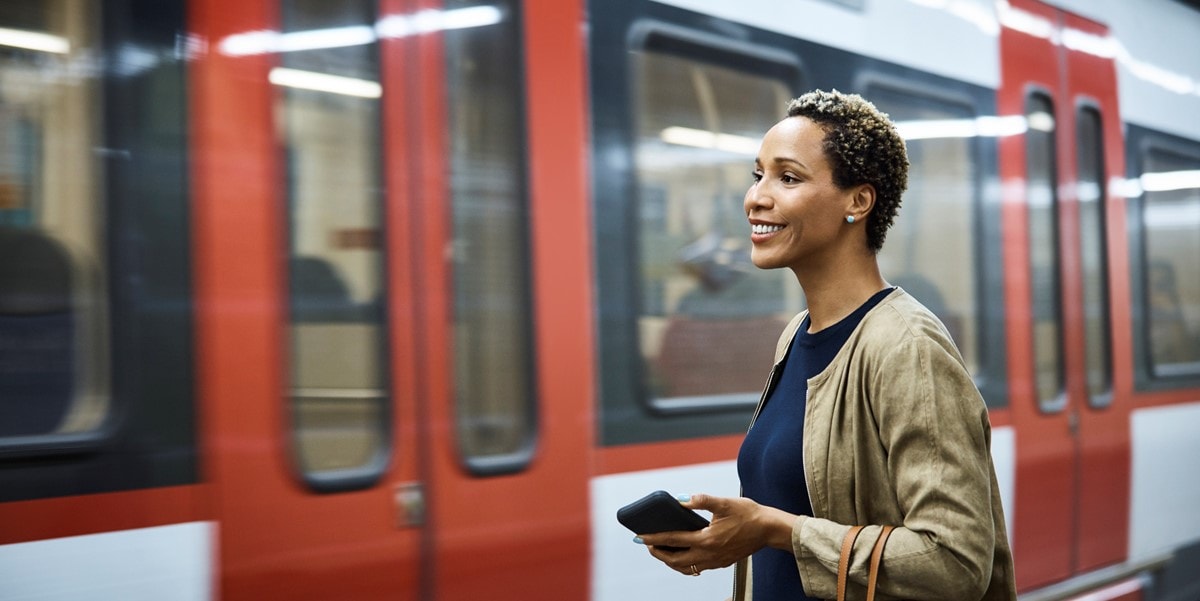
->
xmin=794 ymin=334 xmax=998 ymax=601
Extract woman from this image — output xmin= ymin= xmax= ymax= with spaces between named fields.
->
xmin=636 ymin=90 xmax=1017 ymax=601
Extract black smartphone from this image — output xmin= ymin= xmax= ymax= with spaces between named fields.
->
xmin=616 ymin=490 xmax=709 ymax=551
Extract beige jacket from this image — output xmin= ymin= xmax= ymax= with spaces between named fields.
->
xmin=733 ymin=288 xmax=1016 ymax=601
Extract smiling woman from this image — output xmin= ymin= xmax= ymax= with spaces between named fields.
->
xmin=638 ymin=90 xmax=1017 ymax=601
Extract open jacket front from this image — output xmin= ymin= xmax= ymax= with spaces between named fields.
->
xmin=733 ymin=288 xmax=1017 ymax=601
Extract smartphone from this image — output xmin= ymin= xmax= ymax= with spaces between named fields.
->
xmin=616 ymin=490 xmax=709 ymax=551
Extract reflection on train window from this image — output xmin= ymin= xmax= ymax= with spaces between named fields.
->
xmin=1076 ymin=106 xmax=1112 ymax=404
xmin=1142 ymin=150 xmax=1200 ymax=378
xmin=1026 ymin=92 xmax=1065 ymax=412
xmin=0 ymin=1 xmax=111 ymax=439
xmin=279 ymin=0 xmax=389 ymax=484
xmin=872 ymin=91 xmax=979 ymax=377
xmin=445 ymin=0 xmax=535 ymax=473
xmin=632 ymin=50 xmax=795 ymax=412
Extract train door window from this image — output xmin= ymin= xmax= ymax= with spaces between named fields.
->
xmin=443 ymin=0 xmax=535 ymax=473
xmin=1141 ymin=149 xmax=1200 ymax=378
xmin=1075 ymin=105 xmax=1112 ymax=404
xmin=0 ymin=1 xmax=110 ymax=440
xmin=870 ymin=90 xmax=981 ymax=377
xmin=630 ymin=46 xmax=796 ymax=413
xmin=279 ymin=0 xmax=390 ymax=487
xmin=1026 ymin=92 xmax=1066 ymax=412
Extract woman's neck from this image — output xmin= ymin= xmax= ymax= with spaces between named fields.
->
xmin=794 ymin=258 xmax=888 ymax=333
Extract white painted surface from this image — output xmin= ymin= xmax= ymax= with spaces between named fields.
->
xmin=592 ymin=461 xmax=740 ymax=601
xmin=1044 ymin=0 xmax=1200 ymax=141
xmin=0 ymin=522 xmax=214 ymax=601
xmin=1129 ymin=403 xmax=1200 ymax=559
xmin=649 ymin=0 xmax=1200 ymax=142
xmin=991 ymin=426 xmax=1016 ymax=545
xmin=649 ymin=0 xmax=1001 ymax=89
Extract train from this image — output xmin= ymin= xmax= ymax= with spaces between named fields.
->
xmin=1 ymin=0 xmax=1199 ymax=599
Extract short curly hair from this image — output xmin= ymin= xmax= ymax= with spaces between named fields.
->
xmin=786 ymin=90 xmax=909 ymax=253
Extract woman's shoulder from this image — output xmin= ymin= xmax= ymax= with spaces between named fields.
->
xmin=857 ymin=288 xmax=957 ymax=350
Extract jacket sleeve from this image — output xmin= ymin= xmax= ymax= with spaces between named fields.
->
xmin=792 ymin=333 xmax=997 ymax=601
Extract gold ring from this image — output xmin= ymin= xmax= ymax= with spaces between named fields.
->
xmin=690 ymin=564 xmax=699 ymax=576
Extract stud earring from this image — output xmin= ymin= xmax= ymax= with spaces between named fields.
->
xmin=846 ymin=215 xmax=856 ymax=224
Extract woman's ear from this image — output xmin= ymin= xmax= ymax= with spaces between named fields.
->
xmin=847 ymin=184 xmax=876 ymax=222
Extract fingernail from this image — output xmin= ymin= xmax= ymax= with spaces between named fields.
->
xmin=633 ymin=536 xmax=645 ymax=544
xmin=676 ymin=494 xmax=691 ymax=503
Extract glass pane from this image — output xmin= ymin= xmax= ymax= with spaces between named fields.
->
xmin=1143 ymin=151 xmax=1200 ymax=377
xmin=1026 ymin=93 xmax=1064 ymax=411
xmin=279 ymin=0 xmax=388 ymax=476
xmin=0 ymin=0 xmax=110 ymax=438
xmin=875 ymin=94 xmax=978 ymax=376
xmin=632 ymin=50 xmax=795 ymax=411
xmin=1076 ymin=107 xmax=1111 ymax=402
xmin=445 ymin=0 xmax=535 ymax=468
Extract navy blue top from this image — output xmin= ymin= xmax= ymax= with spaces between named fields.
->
xmin=736 ymin=288 xmax=893 ymax=601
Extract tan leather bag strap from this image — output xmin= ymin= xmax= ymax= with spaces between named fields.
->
xmin=866 ymin=526 xmax=896 ymax=601
xmin=836 ymin=526 xmax=865 ymax=601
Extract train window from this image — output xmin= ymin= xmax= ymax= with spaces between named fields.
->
xmin=1 ymin=0 xmax=193 ymax=499
xmin=0 ymin=1 xmax=111 ymax=440
xmin=1141 ymin=150 xmax=1200 ymax=378
xmin=871 ymin=91 xmax=981 ymax=377
xmin=1076 ymin=105 xmax=1112 ymax=405
xmin=279 ymin=0 xmax=390 ymax=487
xmin=630 ymin=48 xmax=796 ymax=413
xmin=1026 ymin=92 xmax=1066 ymax=412
xmin=444 ymin=0 xmax=536 ymax=473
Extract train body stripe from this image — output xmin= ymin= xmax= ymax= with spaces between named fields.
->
xmin=0 ymin=521 xmax=214 ymax=601
xmin=1129 ymin=403 xmax=1200 ymax=559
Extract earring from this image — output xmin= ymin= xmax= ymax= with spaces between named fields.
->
xmin=846 ymin=215 xmax=856 ymax=224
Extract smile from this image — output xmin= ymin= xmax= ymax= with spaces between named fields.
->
xmin=751 ymin=224 xmax=784 ymax=234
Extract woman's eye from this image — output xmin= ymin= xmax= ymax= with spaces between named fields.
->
xmin=751 ymin=171 xmax=763 ymax=183
xmin=781 ymin=174 xmax=798 ymax=184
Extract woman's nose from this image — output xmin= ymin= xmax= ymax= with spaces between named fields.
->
xmin=744 ymin=182 xmax=771 ymax=213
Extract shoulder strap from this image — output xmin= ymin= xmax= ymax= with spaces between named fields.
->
xmin=836 ymin=526 xmax=865 ymax=601
xmin=866 ymin=526 xmax=895 ymax=601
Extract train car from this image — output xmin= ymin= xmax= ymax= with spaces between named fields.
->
xmin=0 ymin=0 xmax=1198 ymax=600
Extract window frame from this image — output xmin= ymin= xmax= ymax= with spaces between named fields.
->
xmin=0 ymin=0 xmax=196 ymax=500
xmin=1024 ymin=88 xmax=1068 ymax=414
xmin=442 ymin=0 xmax=539 ymax=477
xmin=1074 ymin=100 xmax=1114 ymax=408
xmin=1127 ymin=124 xmax=1200 ymax=391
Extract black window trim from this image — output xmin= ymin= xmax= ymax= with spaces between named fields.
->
xmin=1073 ymin=97 xmax=1115 ymax=410
xmin=1128 ymin=126 xmax=1200 ymax=391
xmin=1024 ymin=86 xmax=1069 ymax=415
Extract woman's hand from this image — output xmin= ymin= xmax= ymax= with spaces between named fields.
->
xmin=635 ymin=493 xmax=797 ymax=577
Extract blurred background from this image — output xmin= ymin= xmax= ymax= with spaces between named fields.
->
xmin=1 ymin=0 xmax=1199 ymax=599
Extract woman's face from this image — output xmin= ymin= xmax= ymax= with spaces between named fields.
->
xmin=744 ymin=116 xmax=855 ymax=272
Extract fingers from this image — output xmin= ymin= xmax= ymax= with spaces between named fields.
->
xmin=645 ymin=545 xmax=705 ymax=576
xmin=638 ymin=530 xmax=700 ymax=550
xmin=680 ymin=492 xmax=728 ymax=513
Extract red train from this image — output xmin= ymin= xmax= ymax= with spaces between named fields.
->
xmin=1 ymin=0 xmax=1199 ymax=599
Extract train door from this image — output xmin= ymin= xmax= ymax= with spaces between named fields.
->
xmin=403 ymin=0 xmax=594 ymax=599
xmin=999 ymin=0 xmax=1132 ymax=590
xmin=191 ymin=0 xmax=422 ymax=598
